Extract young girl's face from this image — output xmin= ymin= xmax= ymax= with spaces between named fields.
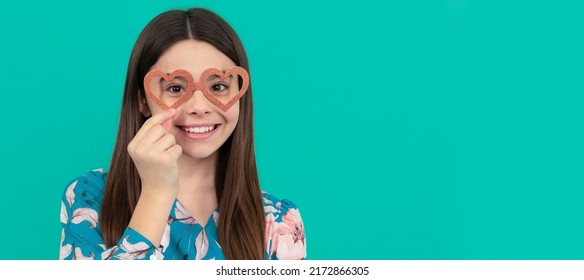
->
xmin=141 ymin=39 xmax=240 ymax=160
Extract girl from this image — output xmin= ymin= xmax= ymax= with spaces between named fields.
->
xmin=59 ymin=7 xmax=306 ymax=260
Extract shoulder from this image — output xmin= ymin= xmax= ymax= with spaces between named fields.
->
xmin=61 ymin=168 xmax=107 ymax=212
xmin=261 ymin=191 xmax=299 ymax=216
xmin=261 ymin=191 xmax=307 ymax=260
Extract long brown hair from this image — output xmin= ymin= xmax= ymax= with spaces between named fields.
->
xmin=101 ymin=8 xmax=265 ymax=259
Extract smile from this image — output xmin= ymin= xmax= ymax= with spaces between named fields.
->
xmin=181 ymin=125 xmax=217 ymax=134
xmin=177 ymin=124 xmax=220 ymax=141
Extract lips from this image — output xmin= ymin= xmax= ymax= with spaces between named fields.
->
xmin=179 ymin=124 xmax=217 ymax=134
xmin=176 ymin=124 xmax=220 ymax=140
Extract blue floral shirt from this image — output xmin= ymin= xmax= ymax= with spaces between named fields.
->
xmin=59 ymin=169 xmax=306 ymax=260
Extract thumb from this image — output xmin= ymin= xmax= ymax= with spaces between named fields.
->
xmin=161 ymin=108 xmax=175 ymax=131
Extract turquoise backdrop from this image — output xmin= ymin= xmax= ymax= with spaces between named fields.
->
xmin=0 ymin=0 xmax=583 ymax=259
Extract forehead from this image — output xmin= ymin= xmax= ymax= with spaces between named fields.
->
xmin=151 ymin=39 xmax=236 ymax=78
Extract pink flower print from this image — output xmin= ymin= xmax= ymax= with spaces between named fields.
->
xmin=160 ymin=224 xmax=171 ymax=253
xmin=60 ymin=202 xmax=68 ymax=224
xmin=60 ymin=244 xmax=72 ymax=260
xmin=212 ymin=211 xmax=219 ymax=225
xmin=151 ymin=248 xmax=164 ymax=260
xmin=114 ymin=236 xmax=151 ymax=260
xmin=195 ymin=230 xmax=209 ymax=260
xmin=175 ymin=201 xmax=197 ymax=224
xmin=264 ymin=204 xmax=278 ymax=215
xmin=265 ymin=214 xmax=276 ymax=258
xmin=65 ymin=180 xmax=77 ymax=207
xmin=101 ymin=247 xmax=119 ymax=260
xmin=265 ymin=213 xmax=276 ymax=247
xmin=74 ymin=248 xmax=94 ymax=260
xmin=60 ymin=229 xmax=72 ymax=260
xmin=271 ymin=209 xmax=306 ymax=260
xmin=71 ymin=207 xmax=98 ymax=228
xmin=262 ymin=194 xmax=273 ymax=206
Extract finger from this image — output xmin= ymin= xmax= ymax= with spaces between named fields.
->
xmin=139 ymin=125 xmax=170 ymax=146
xmin=162 ymin=117 xmax=172 ymax=131
xmin=151 ymin=133 xmax=177 ymax=152
xmin=165 ymin=144 xmax=183 ymax=159
xmin=134 ymin=109 xmax=176 ymax=141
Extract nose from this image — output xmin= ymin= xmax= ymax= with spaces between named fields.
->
xmin=184 ymin=90 xmax=212 ymax=116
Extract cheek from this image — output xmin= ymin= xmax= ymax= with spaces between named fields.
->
xmin=224 ymin=103 xmax=240 ymax=126
xmin=144 ymin=98 xmax=163 ymax=115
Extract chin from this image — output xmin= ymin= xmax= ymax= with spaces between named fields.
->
xmin=181 ymin=148 xmax=219 ymax=160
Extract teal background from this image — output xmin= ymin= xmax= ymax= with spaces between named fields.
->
xmin=0 ymin=0 xmax=582 ymax=259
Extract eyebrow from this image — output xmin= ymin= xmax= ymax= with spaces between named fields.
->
xmin=159 ymin=76 xmax=188 ymax=86
xmin=206 ymin=74 xmax=233 ymax=81
xmin=161 ymin=75 xmax=188 ymax=81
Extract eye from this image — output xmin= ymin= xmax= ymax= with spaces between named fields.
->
xmin=211 ymin=83 xmax=229 ymax=92
xmin=166 ymin=85 xmax=185 ymax=95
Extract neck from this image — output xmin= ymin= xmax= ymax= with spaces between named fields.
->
xmin=175 ymin=151 xmax=219 ymax=225
xmin=177 ymin=151 xmax=218 ymax=195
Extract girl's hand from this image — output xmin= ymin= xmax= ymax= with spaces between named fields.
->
xmin=127 ymin=109 xmax=182 ymax=196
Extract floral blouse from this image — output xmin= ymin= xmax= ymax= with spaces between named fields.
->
xmin=59 ymin=169 xmax=306 ymax=260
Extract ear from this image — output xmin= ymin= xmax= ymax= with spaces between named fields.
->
xmin=138 ymin=93 xmax=152 ymax=117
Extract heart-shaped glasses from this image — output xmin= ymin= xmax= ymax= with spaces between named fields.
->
xmin=143 ymin=66 xmax=249 ymax=111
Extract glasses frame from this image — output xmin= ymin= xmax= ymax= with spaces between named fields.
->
xmin=143 ymin=66 xmax=249 ymax=112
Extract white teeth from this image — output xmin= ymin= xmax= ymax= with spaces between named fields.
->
xmin=183 ymin=125 xmax=215 ymax=134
